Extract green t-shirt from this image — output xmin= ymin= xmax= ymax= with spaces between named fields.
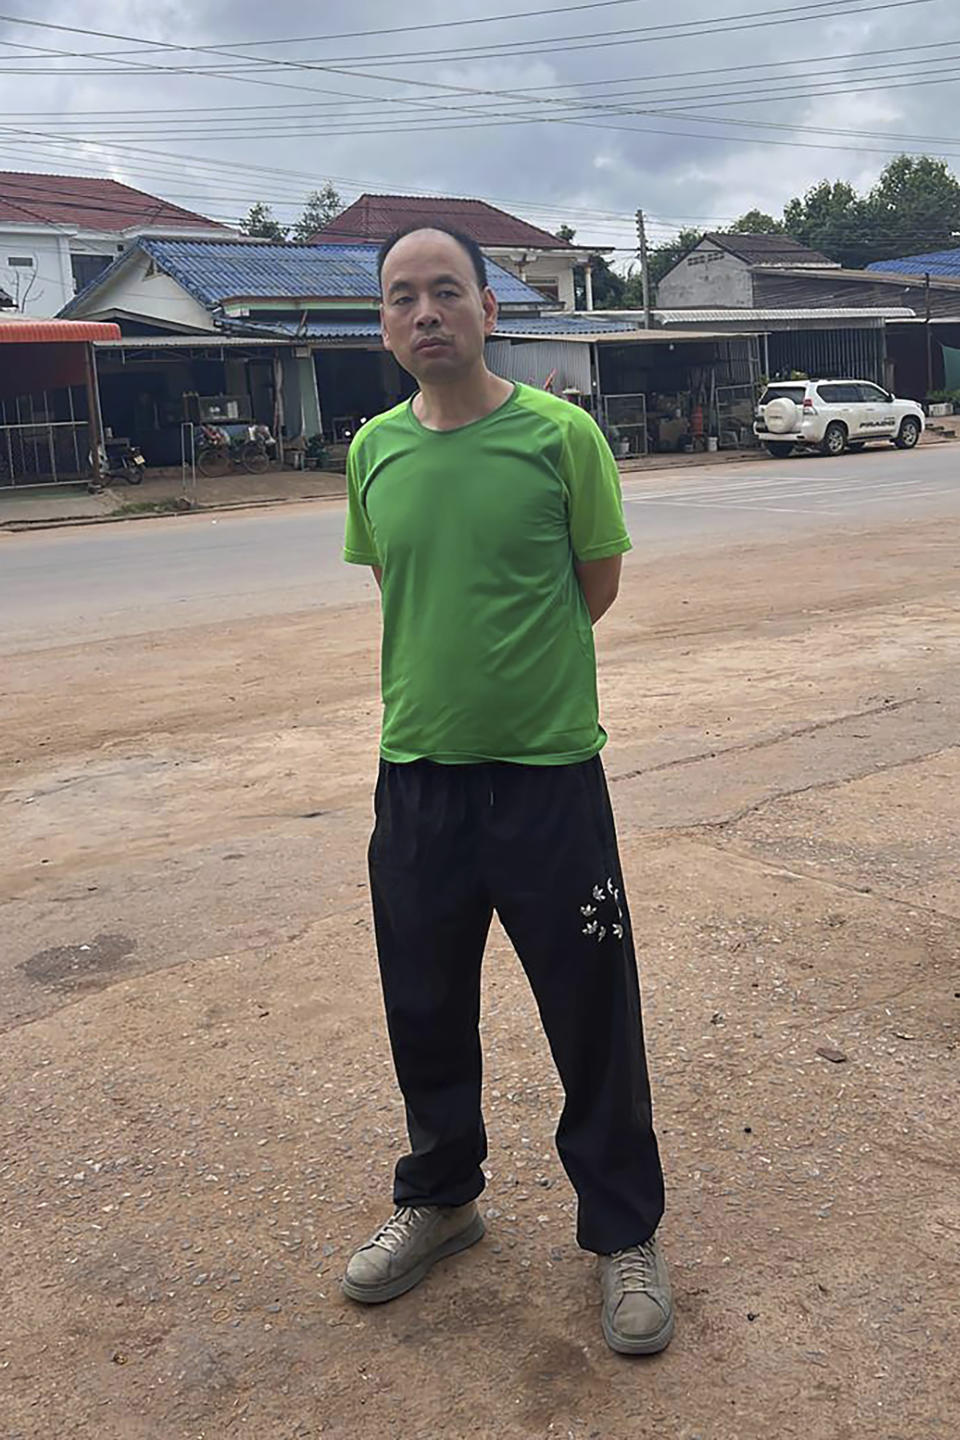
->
xmin=343 ymin=381 xmax=631 ymax=765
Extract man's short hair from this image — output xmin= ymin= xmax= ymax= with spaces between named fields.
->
xmin=377 ymin=223 xmax=489 ymax=293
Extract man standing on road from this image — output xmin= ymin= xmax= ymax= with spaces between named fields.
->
xmin=340 ymin=224 xmax=672 ymax=1355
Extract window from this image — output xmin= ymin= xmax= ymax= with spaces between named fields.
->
xmin=817 ymin=383 xmax=860 ymax=404
xmin=71 ymin=253 xmax=113 ymax=292
xmin=7 ymin=256 xmax=34 ymax=267
xmin=856 ymin=383 xmax=890 ymax=402
xmin=760 ymin=385 xmax=805 ymax=405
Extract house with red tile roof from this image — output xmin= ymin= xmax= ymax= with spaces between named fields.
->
xmin=311 ymin=193 xmax=610 ymax=312
xmin=0 ymin=171 xmax=231 ymax=318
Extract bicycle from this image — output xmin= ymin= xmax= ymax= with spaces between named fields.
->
xmin=196 ymin=423 xmax=275 ymax=478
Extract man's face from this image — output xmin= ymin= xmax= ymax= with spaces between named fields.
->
xmin=380 ymin=229 xmax=498 ymax=383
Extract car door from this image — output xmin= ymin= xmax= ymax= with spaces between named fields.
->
xmin=856 ymin=382 xmax=897 ymax=436
xmin=815 ymin=382 xmax=854 ymax=435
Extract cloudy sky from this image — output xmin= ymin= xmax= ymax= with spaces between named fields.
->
xmin=1 ymin=0 xmax=959 ymax=263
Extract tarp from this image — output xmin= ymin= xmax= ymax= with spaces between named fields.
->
xmin=941 ymin=343 xmax=960 ymax=392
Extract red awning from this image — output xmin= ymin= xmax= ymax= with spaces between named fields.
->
xmin=0 ymin=318 xmax=121 ymax=343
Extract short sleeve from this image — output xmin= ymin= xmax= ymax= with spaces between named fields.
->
xmin=343 ymin=439 xmax=381 ymax=566
xmin=563 ymin=410 xmax=632 ymax=562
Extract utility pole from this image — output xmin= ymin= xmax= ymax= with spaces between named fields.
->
xmin=924 ymin=271 xmax=934 ymax=398
xmin=635 ymin=208 xmax=651 ymax=329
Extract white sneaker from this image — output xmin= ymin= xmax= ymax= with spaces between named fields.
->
xmin=342 ymin=1202 xmax=484 ymax=1304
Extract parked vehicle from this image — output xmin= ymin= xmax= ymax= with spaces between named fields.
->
xmin=195 ymin=422 xmax=276 ymax=478
xmin=754 ymin=380 xmax=924 ymax=457
xmin=103 ymin=437 xmax=146 ymax=485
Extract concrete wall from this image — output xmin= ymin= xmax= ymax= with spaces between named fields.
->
xmin=487 ymin=250 xmax=580 ymax=310
xmin=657 ymin=240 xmax=754 ymax=309
xmin=0 ymin=227 xmax=74 ymax=317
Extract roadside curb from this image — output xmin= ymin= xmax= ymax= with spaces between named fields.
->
xmin=0 ymin=490 xmax=349 ymax=534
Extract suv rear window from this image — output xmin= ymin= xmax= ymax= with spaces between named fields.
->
xmin=760 ymin=386 xmax=805 ymax=405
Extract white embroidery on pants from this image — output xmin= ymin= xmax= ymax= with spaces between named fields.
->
xmin=580 ymin=876 xmax=624 ymax=943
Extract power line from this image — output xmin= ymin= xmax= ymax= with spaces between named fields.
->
xmin=6 ymin=33 xmax=960 ymax=121
xmin=0 ymin=0 xmax=939 ymax=72
xmin=9 ymin=48 xmax=960 ymax=137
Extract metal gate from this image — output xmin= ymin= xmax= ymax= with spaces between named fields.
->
xmin=0 ymin=386 xmax=94 ymax=489
xmin=0 ymin=420 xmax=92 ymax=488
xmin=601 ymin=392 xmax=648 ymax=458
xmin=715 ymin=384 xmax=760 ymax=450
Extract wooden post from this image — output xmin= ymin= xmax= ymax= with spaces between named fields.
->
xmin=82 ymin=341 xmax=105 ymax=481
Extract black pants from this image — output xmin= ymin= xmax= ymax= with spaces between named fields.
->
xmin=368 ymin=755 xmax=664 ymax=1255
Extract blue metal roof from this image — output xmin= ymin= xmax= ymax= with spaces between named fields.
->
xmin=138 ymin=237 xmax=547 ymax=309
xmin=220 ymin=316 xmax=385 ymax=340
xmin=225 ymin=314 xmax=642 ymax=342
xmin=494 ymin=314 xmax=641 ymax=336
xmin=867 ymin=247 xmax=960 ymax=277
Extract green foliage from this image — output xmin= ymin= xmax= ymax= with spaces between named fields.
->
xmin=867 ymin=155 xmax=960 ymax=260
xmin=240 ymin=202 xmax=289 ymax=242
xmin=588 ymin=253 xmax=626 ymax=307
xmin=728 ymin=209 xmax=783 ymax=234
xmin=292 ymin=183 xmax=345 ymax=243
xmin=555 ymin=223 xmax=577 ymax=242
xmin=783 ymin=158 xmax=960 ymax=266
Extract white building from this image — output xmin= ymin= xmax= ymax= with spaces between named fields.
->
xmin=0 ymin=171 xmax=231 ymax=318
xmin=657 ymin=232 xmax=839 ymax=310
xmin=310 ymin=193 xmax=609 ymax=313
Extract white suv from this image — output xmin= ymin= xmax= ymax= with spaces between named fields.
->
xmin=754 ymin=380 xmax=924 ymax=457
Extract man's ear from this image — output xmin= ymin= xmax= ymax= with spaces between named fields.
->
xmin=482 ymin=286 xmax=499 ymax=336
xmin=380 ymin=303 xmax=393 ymax=352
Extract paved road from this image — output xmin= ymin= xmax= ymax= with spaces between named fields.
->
xmin=3 ymin=444 xmax=959 ymax=654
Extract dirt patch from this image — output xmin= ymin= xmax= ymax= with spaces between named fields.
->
xmin=1 ymin=514 xmax=959 ymax=1438
xmin=18 ymin=932 xmax=137 ymax=992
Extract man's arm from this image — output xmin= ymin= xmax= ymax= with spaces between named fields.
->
xmin=575 ymin=554 xmax=622 ymax=625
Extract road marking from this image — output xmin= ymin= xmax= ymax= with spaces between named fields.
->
xmin=716 ymin=473 xmax=959 ymax=506
xmin=820 ymin=483 xmax=960 ymax=511
xmin=624 ymin=469 xmax=958 ymax=510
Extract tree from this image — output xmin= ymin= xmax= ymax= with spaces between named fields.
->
xmin=865 ymin=155 xmax=960 ymax=260
xmin=782 ymin=158 xmax=960 ymax=267
xmin=588 ymin=253 xmax=626 ymax=308
xmin=240 ymin=202 xmax=289 ymax=242
xmin=728 ymin=209 xmax=783 ymax=234
xmin=292 ymin=182 xmax=345 ymax=243
xmin=555 ymin=223 xmax=577 ymax=242
xmin=782 ymin=180 xmax=869 ymax=268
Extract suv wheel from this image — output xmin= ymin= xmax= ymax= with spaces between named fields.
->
xmin=894 ymin=417 xmax=921 ymax=450
xmin=765 ymin=442 xmax=794 ymax=458
xmin=820 ymin=422 xmax=847 ymax=457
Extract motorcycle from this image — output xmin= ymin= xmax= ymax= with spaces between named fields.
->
xmin=103 ymin=438 xmax=147 ymax=485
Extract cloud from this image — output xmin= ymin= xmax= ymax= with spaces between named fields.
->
xmin=1 ymin=0 xmax=958 ymax=263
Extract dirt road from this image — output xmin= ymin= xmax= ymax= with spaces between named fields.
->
xmin=2 ymin=494 xmax=958 ymax=1438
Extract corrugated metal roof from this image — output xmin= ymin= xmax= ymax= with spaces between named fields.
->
xmin=497 ymin=327 xmax=760 ymax=344
xmin=138 ymin=238 xmax=546 ymax=309
xmin=0 ymin=317 xmax=121 ymax=342
xmin=221 ymin=317 xmax=384 ymax=340
xmin=495 ymin=315 xmax=641 ymax=337
xmin=655 ymin=307 xmax=914 ymax=322
xmin=867 ymin=247 xmax=960 ymax=278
